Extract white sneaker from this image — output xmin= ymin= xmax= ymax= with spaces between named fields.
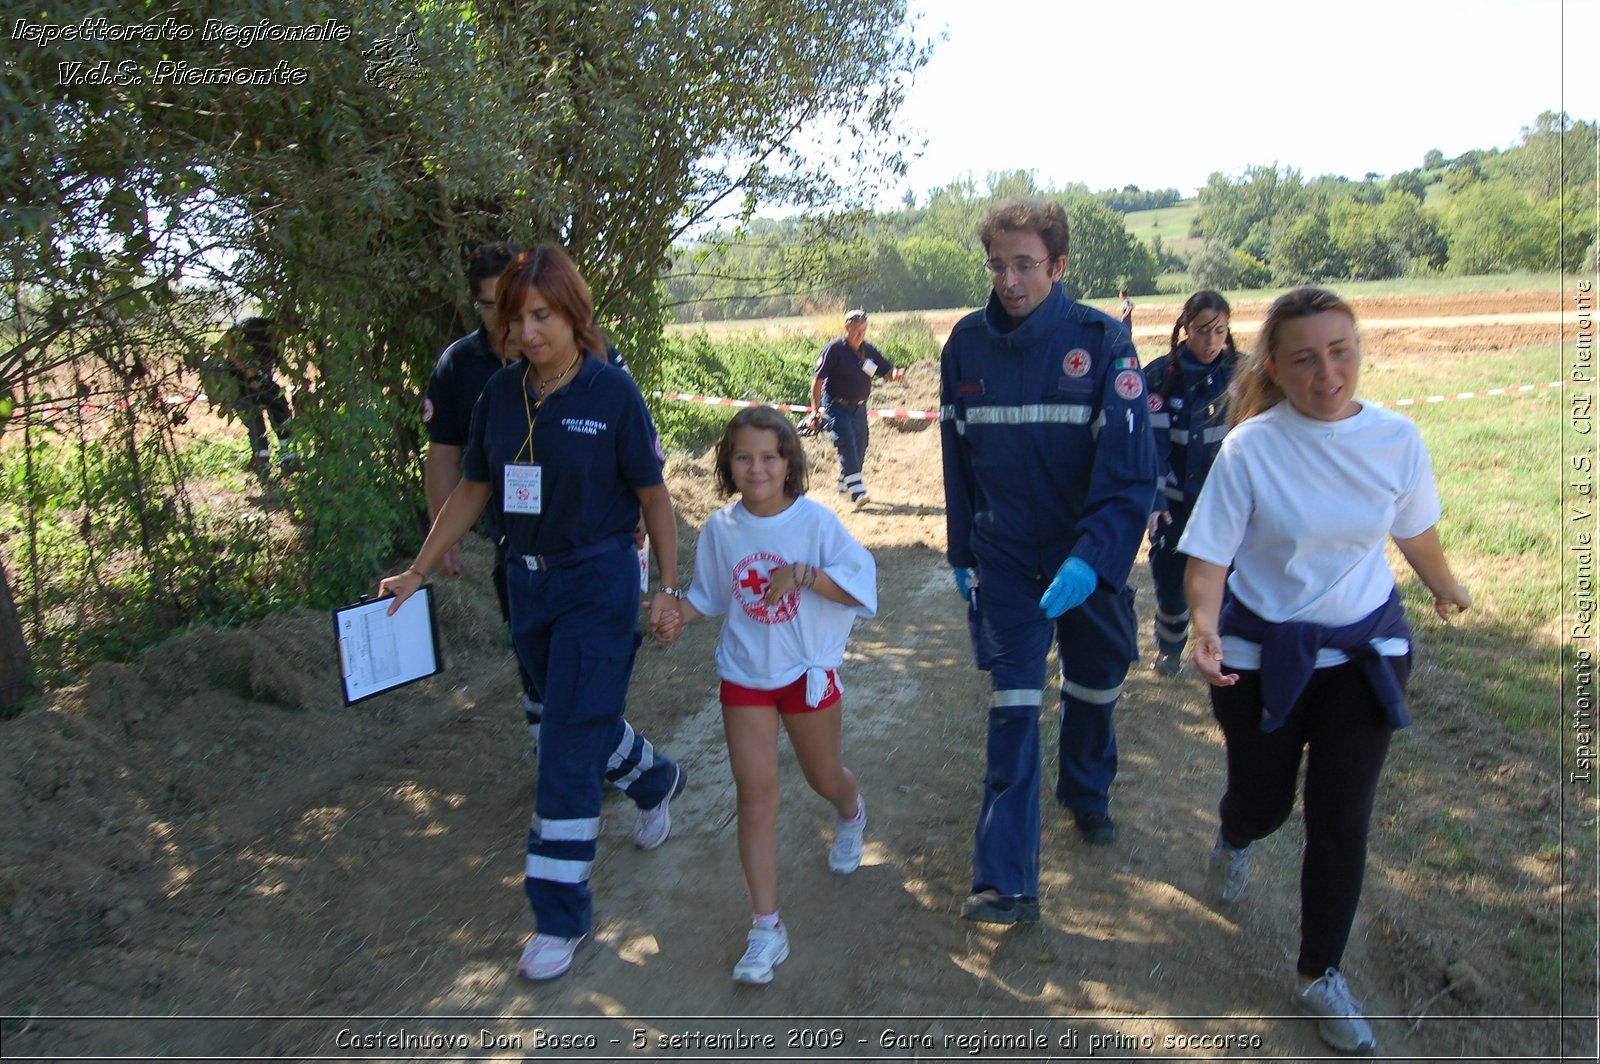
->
xmin=1207 ymin=834 xmax=1251 ymax=903
xmin=828 ymin=797 xmax=866 ymax=874
xmin=732 ymin=924 xmax=790 ymax=985
xmin=517 ymin=932 xmax=586 ymax=980
xmin=1293 ymin=968 xmax=1377 ymax=1054
xmin=634 ymin=764 xmax=686 ymax=850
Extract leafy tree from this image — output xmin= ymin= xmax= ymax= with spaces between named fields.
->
xmin=2 ymin=0 xmax=931 ymax=684
xmin=1508 ymin=111 xmax=1598 ymax=200
xmin=1061 ymin=199 xmax=1156 ymax=299
xmin=1386 ymin=170 xmax=1428 ymax=201
xmin=1271 ymin=214 xmax=1346 ymax=285
xmin=1193 ymin=165 xmax=1309 ymax=261
xmin=1189 ymin=241 xmax=1268 ymax=292
xmin=1423 ymin=148 xmax=1446 ymax=170
xmin=1439 ymin=179 xmax=1560 ymax=273
xmin=896 ymin=235 xmax=987 ymax=309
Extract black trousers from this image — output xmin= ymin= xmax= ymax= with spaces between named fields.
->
xmin=1210 ymin=655 xmax=1409 ymax=977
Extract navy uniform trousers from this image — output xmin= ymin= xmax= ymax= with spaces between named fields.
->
xmin=1149 ymin=501 xmax=1193 ymax=657
xmin=825 ymin=396 xmax=870 ymax=491
xmin=506 ymin=546 xmax=678 ymax=939
xmin=967 ymin=558 xmax=1137 ymax=897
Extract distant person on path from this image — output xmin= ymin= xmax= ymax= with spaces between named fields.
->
xmin=655 ymin=406 xmax=876 ymax=986
xmin=1143 ymin=290 xmax=1238 ymax=676
xmin=807 ymin=309 xmax=905 ymax=507
xmin=1119 ymin=289 xmax=1134 ymax=333
xmin=1180 ymin=286 xmax=1469 ymax=1055
xmin=939 ymin=196 xmax=1158 ymax=925
xmin=213 ymin=316 xmax=294 ymax=472
xmin=381 ymin=245 xmax=689 ymax=983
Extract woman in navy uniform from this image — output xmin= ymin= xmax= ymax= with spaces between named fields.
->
xmin=381 ymin=245 xmax=686 ymax=982
xmin=1143 ymin=290 xmax=1237 ymax=676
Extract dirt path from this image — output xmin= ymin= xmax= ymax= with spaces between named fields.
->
xmin=0 ymin=301 xmax=1591 ymax=1062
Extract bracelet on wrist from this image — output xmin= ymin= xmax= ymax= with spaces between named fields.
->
xmin=405 ymin=567 xmax=425 ymax=580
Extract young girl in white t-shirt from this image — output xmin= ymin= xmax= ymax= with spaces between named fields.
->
xmin=654 ymin=406 xmax=876 ymax=986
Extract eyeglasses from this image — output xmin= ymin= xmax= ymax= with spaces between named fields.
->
xmin=983 ymin=256 xmax=1054 ymax=279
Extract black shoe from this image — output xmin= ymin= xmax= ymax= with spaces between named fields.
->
xmin=960 ymin=889 xmax=1040 ymax=925
xmin=1074 ymin=811 xmax=1116 ymax=846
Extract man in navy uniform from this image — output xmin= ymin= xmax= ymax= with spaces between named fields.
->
xmin=940 ymin=197 xmax=1157 ymax=924
xmin=807 ymin=309 xmax=904 ymax=506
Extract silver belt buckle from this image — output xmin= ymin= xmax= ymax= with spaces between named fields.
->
xmin=523 ymin=554 xmax=548 ymax=572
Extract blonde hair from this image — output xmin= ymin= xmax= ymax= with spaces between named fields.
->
xmin=1229 ymin=286 xmax=1358 ymax=427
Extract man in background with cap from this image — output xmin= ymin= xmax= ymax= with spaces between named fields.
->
xmin=808 ymin=309 xmax=905 ymax=506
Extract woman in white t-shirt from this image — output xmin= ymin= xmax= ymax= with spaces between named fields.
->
xmin=1179 ymin=287 xmax=1470 ymax=1055
xmin=654 ymin=406 xmax=877 ymax=986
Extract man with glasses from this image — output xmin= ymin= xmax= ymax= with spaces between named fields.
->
xmin=940 ymin=197 xmax=1157 ymax=925
xmin=807 ymin=309 xmax=905 ymax=507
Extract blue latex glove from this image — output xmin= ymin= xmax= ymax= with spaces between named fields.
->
xmin=952 ymin=566 xmax=975 ymax=603
xmin=1040 ymin=557 xmax=1096 ymax=618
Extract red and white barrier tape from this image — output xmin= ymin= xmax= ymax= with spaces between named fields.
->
xmin=14 ymin=379 xmax=1574 ymax=425
xmin=1369 ymin=380 xmax=1564 ymax=408
xmin=660 ymin=381 xmax=1572 ymax=419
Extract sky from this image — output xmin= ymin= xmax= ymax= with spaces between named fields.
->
xmin=890 ymin=0 xmax=1599 ymax=200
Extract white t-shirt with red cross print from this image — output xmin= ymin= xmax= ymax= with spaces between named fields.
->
xmin=686 ymin=495 xmax=877 ymax=703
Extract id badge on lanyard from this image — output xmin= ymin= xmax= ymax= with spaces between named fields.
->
xmin=504 ymin=462 xmax=542 ymax=514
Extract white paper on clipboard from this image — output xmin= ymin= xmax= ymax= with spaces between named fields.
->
xmin=333 ymin=587 xmax=441 ymax=704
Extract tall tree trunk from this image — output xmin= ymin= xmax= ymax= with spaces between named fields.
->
xmin=0 ymin=557 xmax=34 ymax=713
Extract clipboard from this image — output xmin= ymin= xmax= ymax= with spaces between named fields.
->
xmin=332 ymin=586 xmax=445 ymax=705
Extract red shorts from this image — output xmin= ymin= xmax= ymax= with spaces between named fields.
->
xmin=720 ymin=671 xmax=841 ymax=715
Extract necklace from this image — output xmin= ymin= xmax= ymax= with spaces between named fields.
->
xmin=536 ymin=351 xmax=581 ymax=393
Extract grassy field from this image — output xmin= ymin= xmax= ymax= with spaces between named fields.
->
xmin=1141 ymin=270 xmax=1566 ymax=312
xmin=1386 ymin=343 xmax=1561 ymax=737
xmin=1122 ymin=201 xmax=1202 ymax=256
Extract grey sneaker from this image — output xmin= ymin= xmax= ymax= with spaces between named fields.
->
xmin=1293 ymin=968 xmax=1377 ymax=1054
xmin=1208 ymin=835 xmax=1251 ymax=903
xmin=959 ymin=889 xmax=1040 ymax=925
xmin=1152 ymin=648 xmax=1182 ymax=676
xmin=828 ymin=797 xmax=866 ymax=874
xmin=732 ymin=924 xmax=789 ymax=985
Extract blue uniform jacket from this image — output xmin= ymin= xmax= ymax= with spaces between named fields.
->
xmin=463 ymin=353 xmax=664 ymax=558
xmin=940 ymin=285 xmax=1158 ymax=586
xmin=424 ymin=325 xmax=502 ymax=448
xmin=1142 ymin=343 xmax=1234 ymax=511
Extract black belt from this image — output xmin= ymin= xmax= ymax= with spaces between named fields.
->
xmin=520 ymin=534 xmax=633 ymax=572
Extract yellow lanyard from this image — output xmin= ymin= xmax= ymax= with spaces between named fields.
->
xmin=516 ymin=352 xmax=582 ymax=463
xmin=516 ymin=360 xmax=541 ymax=464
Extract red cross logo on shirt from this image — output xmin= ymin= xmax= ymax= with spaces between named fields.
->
xmin=740 ymin=567 xmax=768 ymax=595
xmin=1063 ymin=348 xmax=1091 ymax=378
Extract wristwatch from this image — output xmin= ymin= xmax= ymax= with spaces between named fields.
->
xmin=656 ymin=586 xmax=684 ymax=600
